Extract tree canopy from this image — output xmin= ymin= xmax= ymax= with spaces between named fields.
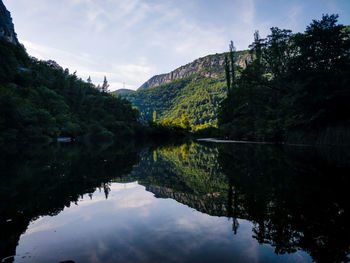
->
xmin=218 ymin=14 xmax=350 ymax=144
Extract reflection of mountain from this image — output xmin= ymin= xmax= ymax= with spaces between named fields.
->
xmin=0 ymin=142 xmax=140 ymax=263
xmin=146 ymin=185 xmax=228 ymax=217
xmin=1 ymin=141 xmax=349 ymax=263
xmin=120 ymin=142 xmax=350 ymax=263
xmin=123 ymin=143 xmax=229 ymax=195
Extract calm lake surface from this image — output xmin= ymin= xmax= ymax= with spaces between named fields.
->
xmin=1 ymin=141 xmax=349 ymax=263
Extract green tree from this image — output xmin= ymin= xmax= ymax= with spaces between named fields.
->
xmin=180 ymin=112 xmax=191 ymax=130
xmin=153 ymin=110 xmax=157 ymax=122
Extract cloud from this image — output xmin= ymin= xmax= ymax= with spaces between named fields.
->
xmin=241 ymin=0 xmax=255 ymax=26
xmin=9 ymin=0 xmax=261 ymax=89
xmin=21 ymin=40 xmax=92 ymax=64
xmin=21 ymin=40 xmax=155 ymax=91
xmin=286 ymin=5 xmax=303 ymax=29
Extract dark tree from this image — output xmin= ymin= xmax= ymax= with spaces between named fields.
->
xmin=101 ymin=76 xmax=110 ymax=93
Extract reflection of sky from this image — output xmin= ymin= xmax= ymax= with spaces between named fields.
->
xmin=15 ymin=182 xmax=311 ymax=263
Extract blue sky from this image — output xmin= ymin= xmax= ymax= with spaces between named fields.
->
xmin=4 ymin=0 xmax=350 ymax=91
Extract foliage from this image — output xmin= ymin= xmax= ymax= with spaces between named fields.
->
xmin=218 ymin=14 xmax=350 ymax=144
xmin=0 ymin=38 xmax=140 ymax=143
xmin=119 ymin=75 xmax=227 ymax=128
xmin=217 ymin=142 xmax=350 ymax=262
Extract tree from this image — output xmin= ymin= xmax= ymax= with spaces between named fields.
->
xmin=225 ymin=41 xmax=236 ymax=95
xmin=87 ymin=76 xmax=92 ymax=83
xmin=263 ymin=27 xmax=293 ymax=78
xmin=153 ymin=110 xmax=157 ymax=122
xmin=288 ymin=14 xmax=350 ymax=128
xmin=101 ymin=76 xmax=109 ymax=93
xmin=248 ymin=30 xmax=265 ymax=64
xmin=180 ymin=112 xmax=191 ymax=130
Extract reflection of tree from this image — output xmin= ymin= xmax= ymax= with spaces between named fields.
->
xmin=218 ymin=143 xmax=350 ymax=263
xmin=8 ymin=142 xmax=346 ymax=263
xmin=114 ymin=141 xmax=349 ymax=263
xmin=103 ymin=183 xmax=111 ymax=199
xmin=227 ymin=182 xmax=239 ymax=235
xmin=0 ymin=142 xmax=141 ymax=262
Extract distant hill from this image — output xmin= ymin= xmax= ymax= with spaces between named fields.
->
xmin=139 ymin=50 xmax=249 ymax=90
xmin=119 ymin=50 xmax=249 ymax=126
xmin=113 ymin=88 xmax=134 ymax=93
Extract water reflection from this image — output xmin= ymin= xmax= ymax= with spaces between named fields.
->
xmin=0 ymin=141 xmax=349 ymax=262
xmin=13 ymin=182 xmax=310 ymax=263
xmin=0 ymin=142 xmax=141 ymax=262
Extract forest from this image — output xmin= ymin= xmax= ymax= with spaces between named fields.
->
xmin=218 ymin=14 xmax=350 ymax=144
xmin=118 ymin=75 xmax=227 ymax=130
xmin=1 ymin=13 xmax=349 ymax=146
xmin=0 ymin=37 xmax=143 ymax=144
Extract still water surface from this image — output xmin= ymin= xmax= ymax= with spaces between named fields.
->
xmin=1 ymin=141 xmax=349 ymax=262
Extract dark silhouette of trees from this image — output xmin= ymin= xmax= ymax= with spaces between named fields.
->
xmin=0 ymin=37 xmax=140 ymax=143
xmin=218 ymin=14 xmax=350 ymax=144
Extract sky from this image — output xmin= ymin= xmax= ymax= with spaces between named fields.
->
xmin=4 ymin=0 xmax=350 ymax=91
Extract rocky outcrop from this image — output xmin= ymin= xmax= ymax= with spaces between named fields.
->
xmin=138 ymin=51 xmax=250 ymax=90
xmin=0 ymin=0 xmax=19 ymax=45
xmin=145 ymin=185 xmax=229 ymax=217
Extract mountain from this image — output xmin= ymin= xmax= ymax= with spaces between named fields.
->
xmin=139 ymin=50 xmax=249 ymax=90
xmin=113 ymin=88 xmax=134 ymax=93
xmin=118 ymin=50 xmax=249 ymax=126
xmin=0 ymin=0 xmax=18 ymax=45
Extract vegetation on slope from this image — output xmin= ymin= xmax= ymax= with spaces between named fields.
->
xmin=0 ymin=37 xmax=141 ymax=143
xmin=118 ymin=75 xmax=227 ymax=129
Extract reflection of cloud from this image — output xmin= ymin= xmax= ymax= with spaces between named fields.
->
xmin=114 ymin=197 xmax=154 ymax=209
xmin=25 ymin=213 xmax=74 ymax=235
xmin=17 ymin=182 xmax=312 ymax=263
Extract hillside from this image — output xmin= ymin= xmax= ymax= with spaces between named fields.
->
xmin=139 ymin=50 xmax=249 ymax=89
xmin=119 ymin=51 xmax=249 ymax=126
xmin=0 ymin=0 xmax=140 ymax=143
xmin=120 ymin=75 xmax=226 ymax=126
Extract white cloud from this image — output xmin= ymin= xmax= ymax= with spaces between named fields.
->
xmin=286 ymin=5 xmax=303 ymax=29
xmin=21 ymin=40 xmax=155 ymax=91
xmin=241 ymin=0 xmax=255 ymax=26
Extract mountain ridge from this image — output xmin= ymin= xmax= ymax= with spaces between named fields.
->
xmin=138 ymin=50 xmax=249 ymax=90
xmin=118 ymin=50 xmax=250 ymax=126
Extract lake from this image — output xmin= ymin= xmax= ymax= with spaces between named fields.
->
xmin=1 ymin=141 xmax=349 ymax=263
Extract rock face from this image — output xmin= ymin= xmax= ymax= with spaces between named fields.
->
xmin=138 ymin=51 xmax=250 ymax=90
xmin=0 ymin=0 xmax=19 ymax=45
xmin=145 ymin=185 xmax=229 ymax=217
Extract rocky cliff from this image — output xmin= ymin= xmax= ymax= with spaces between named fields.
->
xmin=0 ymin=0 xmax=19 ymax=45
xmin=145 ymin=185 xmax=229 ymax=217
xmin=139 ymin=50 xmax=250 ymax=90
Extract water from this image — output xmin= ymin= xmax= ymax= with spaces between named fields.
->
xmin=1 ymin=141 xmax=349 ymax=263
